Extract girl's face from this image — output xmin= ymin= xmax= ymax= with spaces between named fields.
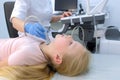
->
xmin=52 ymin=34 xmax=84 ymax=56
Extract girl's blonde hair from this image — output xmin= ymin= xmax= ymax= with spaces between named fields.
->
xmin=55 ymin=48 xmax=90 ymax=76
xmin=0 ymin=63 xmax=54 ymax=80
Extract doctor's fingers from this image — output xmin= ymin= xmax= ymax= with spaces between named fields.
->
xmin=62 ymin=12 xmax=72 ymax=17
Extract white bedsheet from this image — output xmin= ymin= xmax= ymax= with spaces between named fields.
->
xmin=52 ymin=54 xmax=120 ymax=80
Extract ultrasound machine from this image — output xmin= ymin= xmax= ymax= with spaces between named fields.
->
xmin=53 ymin=0 xmax=107 ymax=53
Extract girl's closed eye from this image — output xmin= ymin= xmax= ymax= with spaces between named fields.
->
xmin=69 ymin=41 xmax=73 ymax=45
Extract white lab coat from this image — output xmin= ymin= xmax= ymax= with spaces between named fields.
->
xmin=11 ymin=0 xmax=53 ymax=27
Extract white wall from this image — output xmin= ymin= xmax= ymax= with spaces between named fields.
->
xmin=104 ymin=0 xmax=120 ymax=28
xmin=0 ymin=0 xmax=9 ymax=38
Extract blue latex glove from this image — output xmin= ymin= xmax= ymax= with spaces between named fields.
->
xmin=24 ymin=23 xmax=46 ymax=40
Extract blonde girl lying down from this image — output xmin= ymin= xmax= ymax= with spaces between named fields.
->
xmin=0 ymin=34 xmax=90 ymax=80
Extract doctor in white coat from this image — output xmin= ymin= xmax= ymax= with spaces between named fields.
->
xmin=10 ymin=0 xmax=72 ymax=40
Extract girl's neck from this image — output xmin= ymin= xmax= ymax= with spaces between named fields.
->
xmin=40 ymin=43 xmax=51 ymax=62
xmin=40 ymin=43 xmax=57 ymax=72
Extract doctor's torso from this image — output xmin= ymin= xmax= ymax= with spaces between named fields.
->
xmin=12 ymin=0 xmax=53 ymax=26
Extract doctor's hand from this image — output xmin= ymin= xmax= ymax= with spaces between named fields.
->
xmin=51 ymin=12 xmax=72 ymax=22
xmin=61 ymin=11 xmax=72 ymax=18
xmin=24 ymin=23 xmax=46 ymax=39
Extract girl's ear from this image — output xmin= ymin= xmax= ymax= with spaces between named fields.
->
xmin=53 ymin=53 xmax=62 ymax=65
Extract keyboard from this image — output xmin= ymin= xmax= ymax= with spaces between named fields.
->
xmin=60 ymin=13 xmax=105 ymax=24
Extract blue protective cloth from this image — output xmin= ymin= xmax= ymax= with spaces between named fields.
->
xmin=24 ymin=23 xmax=46 ymax=40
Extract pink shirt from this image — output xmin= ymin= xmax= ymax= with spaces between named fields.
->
xmin=0 ymin=36 xmax=47 ymax=66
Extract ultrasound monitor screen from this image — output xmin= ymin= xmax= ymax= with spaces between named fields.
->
xmin=55 ymin=0 xmax=77 ymax=11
